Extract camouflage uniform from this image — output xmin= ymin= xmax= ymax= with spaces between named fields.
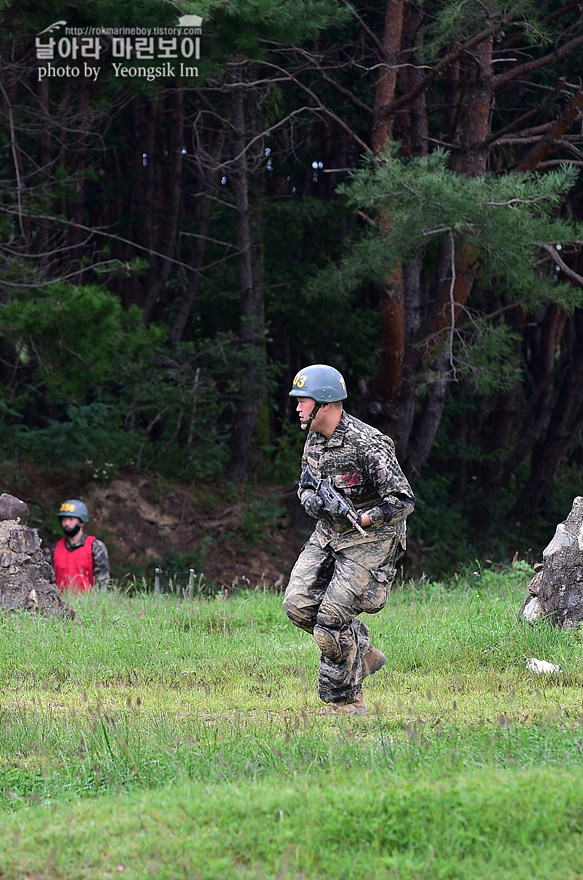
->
xmin=283 ymin=411 xmax=414 ymax=705
xmin=89 ymin=537 xmax=110 ymax=588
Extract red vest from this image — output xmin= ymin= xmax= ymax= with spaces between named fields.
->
xmin=53 ymin=536 xmax=95 ymax=593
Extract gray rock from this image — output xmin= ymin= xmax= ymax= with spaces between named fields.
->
xmin=519 ymin=496 xmax=583 ymax=628
xmin=0 ymin=494 xmax=29 ymax=524
xmin=0 ymin=519 xmax=74 ymax=618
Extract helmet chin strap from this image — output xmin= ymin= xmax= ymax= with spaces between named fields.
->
xmin=301 ymin=401 xmax=322 ymax=430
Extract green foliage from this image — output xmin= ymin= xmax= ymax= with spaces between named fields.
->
xmin=304 ymin=233 xmax=392 ymax=303
xmin=456 ymin=317 xmax=522 ymax=394
xmin=191 ymin=0 xmax=351 ymax=64
xmin=240 ymin=491 xmax=286 ymax=546
xmin=13 ymin=403 xmax=132 ymax=474
xmin=407 ymin=471 xmax=475 ymax=576
xmin=258 ymin=419 xmax=305 ymax=484
xmin=420 ymin=0 xmax=553 ymax=60
xmin=0 ymin=284 xmax=254 ymax=480
xmin=0 ymin=283 xmax=127 ymax=401
xmin=263 ymin=199 xmax=383 ymax=396
xmin=3 ymin=0 xmax=179 ymax=33
xmin=336 ymin=150 xmax=582 ymax=315
xmin=105 ymin=332 xmax=240 ymax=480
xmin=311 ymin=148 xmax=583 ymax=394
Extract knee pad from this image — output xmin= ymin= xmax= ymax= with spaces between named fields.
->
xmin=283 ymin=596 xmax=301 ymax=624
xmin=313 ymin=623 xmax=342 ymax=663
xmin=283 ymin=597 xmax=314 ymax=633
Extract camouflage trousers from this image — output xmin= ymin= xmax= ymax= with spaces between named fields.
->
xmin=283 ymin=533 xmax=400 ymax=704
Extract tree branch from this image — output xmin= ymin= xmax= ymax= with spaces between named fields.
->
xmin=493 ymin=33 xmax=583 ymax=91
xmin=539 ymin=242 xmax=583 ymax=286
xmin=376 ymin=17 xmax=514 ymax=126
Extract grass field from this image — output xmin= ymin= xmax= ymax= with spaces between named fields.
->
xmin=1 ymin=560 xmax=583 ymax=879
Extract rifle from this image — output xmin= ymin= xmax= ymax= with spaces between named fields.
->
xmin=300 ymin=464 xmax=368 ymax=537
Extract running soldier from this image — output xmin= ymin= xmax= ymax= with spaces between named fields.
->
xmin=283 ymin=364 xmax=414 ymax=715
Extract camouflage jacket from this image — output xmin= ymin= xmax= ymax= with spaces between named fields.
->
xmin=297 ymin=411 xmax=415 ymax=551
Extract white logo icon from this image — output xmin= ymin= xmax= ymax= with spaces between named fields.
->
xmin=38 ymin=20 xmax=66 ymax=34
xmin=178 ymin=15 xmax=203 ymax=27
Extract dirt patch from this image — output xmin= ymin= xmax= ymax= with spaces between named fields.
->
xmin=1 ymin=463 xmax=307 ymax=590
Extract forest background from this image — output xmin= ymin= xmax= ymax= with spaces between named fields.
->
xmin=1 ymin=0 xmax=583 ymax=582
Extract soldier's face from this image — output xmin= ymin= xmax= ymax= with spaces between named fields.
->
xmin=295 ymin=397 xmax=316 ymax=430
xmin=61 ymin=516 xmax=83 ymax=537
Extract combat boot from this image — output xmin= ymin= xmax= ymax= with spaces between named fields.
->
xmin=362 ymin=645 xmax=386 ymax=678
xmin=322 ymin=692 xmax=367 ymax=716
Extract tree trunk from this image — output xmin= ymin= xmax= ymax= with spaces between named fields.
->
xmin=228 ymin=71 xmax=266 ymax=480
xmin=142 ymin=87 xmax=184 ymax=324
xmin=367 ymin=0 xmax=406 ymax=412
xmin=170 ymin=192 xmax=211 ymax=348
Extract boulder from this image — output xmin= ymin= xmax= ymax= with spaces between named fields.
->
xmin=0 ymin=507 xmax=74 ymax=618
xmin=520 ymin=496 xmax=583 ymax=628
xmin=0 ymin=493 xmax=29 ymax=524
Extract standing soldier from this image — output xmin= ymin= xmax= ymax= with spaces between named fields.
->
xmin=283 ymin=364 xmax=414 ymax=715
xmin=52 ymin=499 xmax=110 ymax=592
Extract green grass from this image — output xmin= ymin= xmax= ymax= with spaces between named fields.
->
xmin=1 ymin=561 xmax=583 ymax=878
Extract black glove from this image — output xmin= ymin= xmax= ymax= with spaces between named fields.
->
xmin=302 ymin=492 xmax=324 ymax=518
xmin=326 ymin=495 xmax=347 ymax=518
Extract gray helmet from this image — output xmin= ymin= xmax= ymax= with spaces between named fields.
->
xmin=289 ymin=364 xmax=347 ymax=403
xmin=58 ymin=499 xmax=89 ymax=523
